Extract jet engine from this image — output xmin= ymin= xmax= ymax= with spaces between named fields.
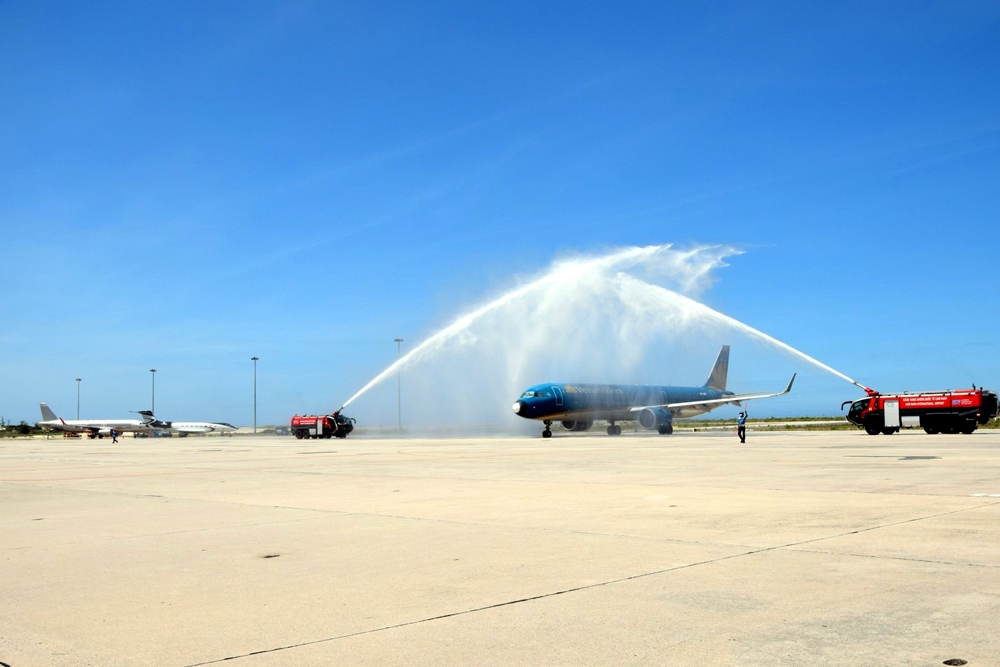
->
xmin=637 ymin=407 xmax=674 ymax=434
xmin=560 ymin=420 xmax=593 ymax=432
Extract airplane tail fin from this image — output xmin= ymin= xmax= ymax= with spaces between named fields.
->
xmin=135 ymin=410 xmax=172 ymax=428
xmin=39 ymin=403 xmax=58 ymax=421
xmin=705 ymin=345 xmax=730 ymax=391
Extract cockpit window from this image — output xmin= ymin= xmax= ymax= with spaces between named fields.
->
xmin=520 ymin=390 xmax=550 ymax=399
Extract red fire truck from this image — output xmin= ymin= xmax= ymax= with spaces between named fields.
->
xmin=290 ymin=411 xmax=355 ymax=439
xmin=843 ymin=387 xmax=998 ymax=435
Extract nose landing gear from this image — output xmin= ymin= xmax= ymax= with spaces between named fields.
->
xmin=606 ymin=423 xmax=622 ymax=436
xmin=542 ymin=420 xmax=553 ymax=438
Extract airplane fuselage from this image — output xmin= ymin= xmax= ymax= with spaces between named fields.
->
xmin=134 ymin=411 xmax=237 ymax=435
xmin=35 ymin=418 xmax=149 ymax=435
xmin=513 ymin=383 xmax=735 ymax=423
xmin=156 ymin=421 xmax=238 ymax=434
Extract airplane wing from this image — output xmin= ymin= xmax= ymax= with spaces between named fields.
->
xmin=630 ymin=374 xmax=796 ymax=414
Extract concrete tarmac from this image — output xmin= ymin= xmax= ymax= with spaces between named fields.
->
xmin=2 ymin=429 xmax=999 ymax=666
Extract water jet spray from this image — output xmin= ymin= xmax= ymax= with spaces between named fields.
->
xmin=338 ymin=244 xmax=868 ymax=419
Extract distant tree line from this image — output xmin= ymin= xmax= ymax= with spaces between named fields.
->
xmin=0 ymin=419 xmax=44 ymax=437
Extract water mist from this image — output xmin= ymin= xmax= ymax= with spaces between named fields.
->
xmin=341 ymin=244 xmax=864 ymax=428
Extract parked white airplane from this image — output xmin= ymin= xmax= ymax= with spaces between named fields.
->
xmin=136 ymin=411 xmax=238 ymax=435
xmin=36 ymin=403 xmax=152 ymax=438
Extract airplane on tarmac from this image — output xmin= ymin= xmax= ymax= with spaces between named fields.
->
xmin=512 ymin=346 xmax=795 ymax=437
xmin=136 ymin=411 xmax=238 ymax=436
xmin=35 ymin=403 xmax=153 ymax=438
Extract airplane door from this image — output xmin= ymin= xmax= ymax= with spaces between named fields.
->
xmin=552 ymin=386 xmax=564 ymax=407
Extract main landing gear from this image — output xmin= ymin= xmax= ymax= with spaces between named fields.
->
xmin=542 ymin=420 xmax=553 ymax=438
xmin=606 ymin=422 xmax=622 ymax=436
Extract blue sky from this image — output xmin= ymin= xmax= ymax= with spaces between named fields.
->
xmin=2 ymin=1 xmax=998 ymax=427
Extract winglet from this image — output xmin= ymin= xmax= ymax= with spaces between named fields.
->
xmin=784 ymin=373 xmax=796 ymax=394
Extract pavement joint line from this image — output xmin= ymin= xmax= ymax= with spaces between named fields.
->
xmin=182 ymin=551 xmax=758 ymax=666
xmin=1 ymin=515 xmax=359 ymax=552
xmin=0 ymin=498 xmax=753 ymax=553
xmin=5 ymin=488 xmax=997 ymax=554
xmin=0 ymin=468 xmax=232 ymax=483
xmin=9 ymin=456 xmax=1000 ymax=498
xmin=785 ymin=547 xmax=1000 ymax=569
xmin=181 ymin=501 xmax=1000 ymax=666
xmin=5 ymin=472 xmax=999 ymax=505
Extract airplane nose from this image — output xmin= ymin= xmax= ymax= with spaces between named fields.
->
xmin=512 ymin=401 xmax=524 ymax=414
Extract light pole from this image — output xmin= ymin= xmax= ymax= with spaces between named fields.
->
xmin=394 ymin=338 xmax=403 ymax=432
xmin=75 ymin=378 xmax=82 ymax=419
xmin=251 ymin=357 xmax=259 ymax=434
xmin=149 ymin=369 xmax=156 ymax=414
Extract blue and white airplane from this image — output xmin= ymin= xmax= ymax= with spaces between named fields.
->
xmin=512 ymin=346 xmax=794 ymax=437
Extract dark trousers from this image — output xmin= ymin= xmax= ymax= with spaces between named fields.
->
xmin=737 ymin=425 xmax=745 ymax=443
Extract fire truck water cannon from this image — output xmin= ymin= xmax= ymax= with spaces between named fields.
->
xmin=290 ymin=410 xmax=356 ymax=440
xmin=844 ymin=386 xmax=998 ymax=436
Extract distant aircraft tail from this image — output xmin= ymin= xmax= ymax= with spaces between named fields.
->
xmin=39 ymin=403 xmax=59 ymax=421
xmin=705 ymin=345 xmax=730 ymax=391
xmin=135 ymin=410 xmax=161 ymax=427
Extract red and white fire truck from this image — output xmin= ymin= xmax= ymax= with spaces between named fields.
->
xmin=290 ymin=411 xmax=356 ymax=439
xmin=844 ymin=387 xmax=998 ymax=435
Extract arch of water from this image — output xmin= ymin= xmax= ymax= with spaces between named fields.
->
xmin=341 ymin=244 xmax=864 ymax=424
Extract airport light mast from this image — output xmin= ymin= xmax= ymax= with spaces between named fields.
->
xmin=251 ymin=356 xmax=259 ymax=434
xmin=394 ymin=338 xmax=403 ymax=432
xmin=149 ymin=369 xmax=156 ymax=414
xmin=76 ymin=378 xmax=82 ymax=420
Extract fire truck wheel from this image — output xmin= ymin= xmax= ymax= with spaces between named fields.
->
xmin=923 ymin=426 xmax=938 ymax=434
xmin=961 ymin=423 xmax=976 ymax=435
xmin=294 ymin=431 xmax=304 ymax=439
xmin=881 ymin=427 xmax=897 ymax=436
xmin=864 ymin=423 xmax=881 ymax=436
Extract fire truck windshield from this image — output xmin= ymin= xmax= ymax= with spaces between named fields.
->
xmin=846 ymin=399 xmax=868 ymax=425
